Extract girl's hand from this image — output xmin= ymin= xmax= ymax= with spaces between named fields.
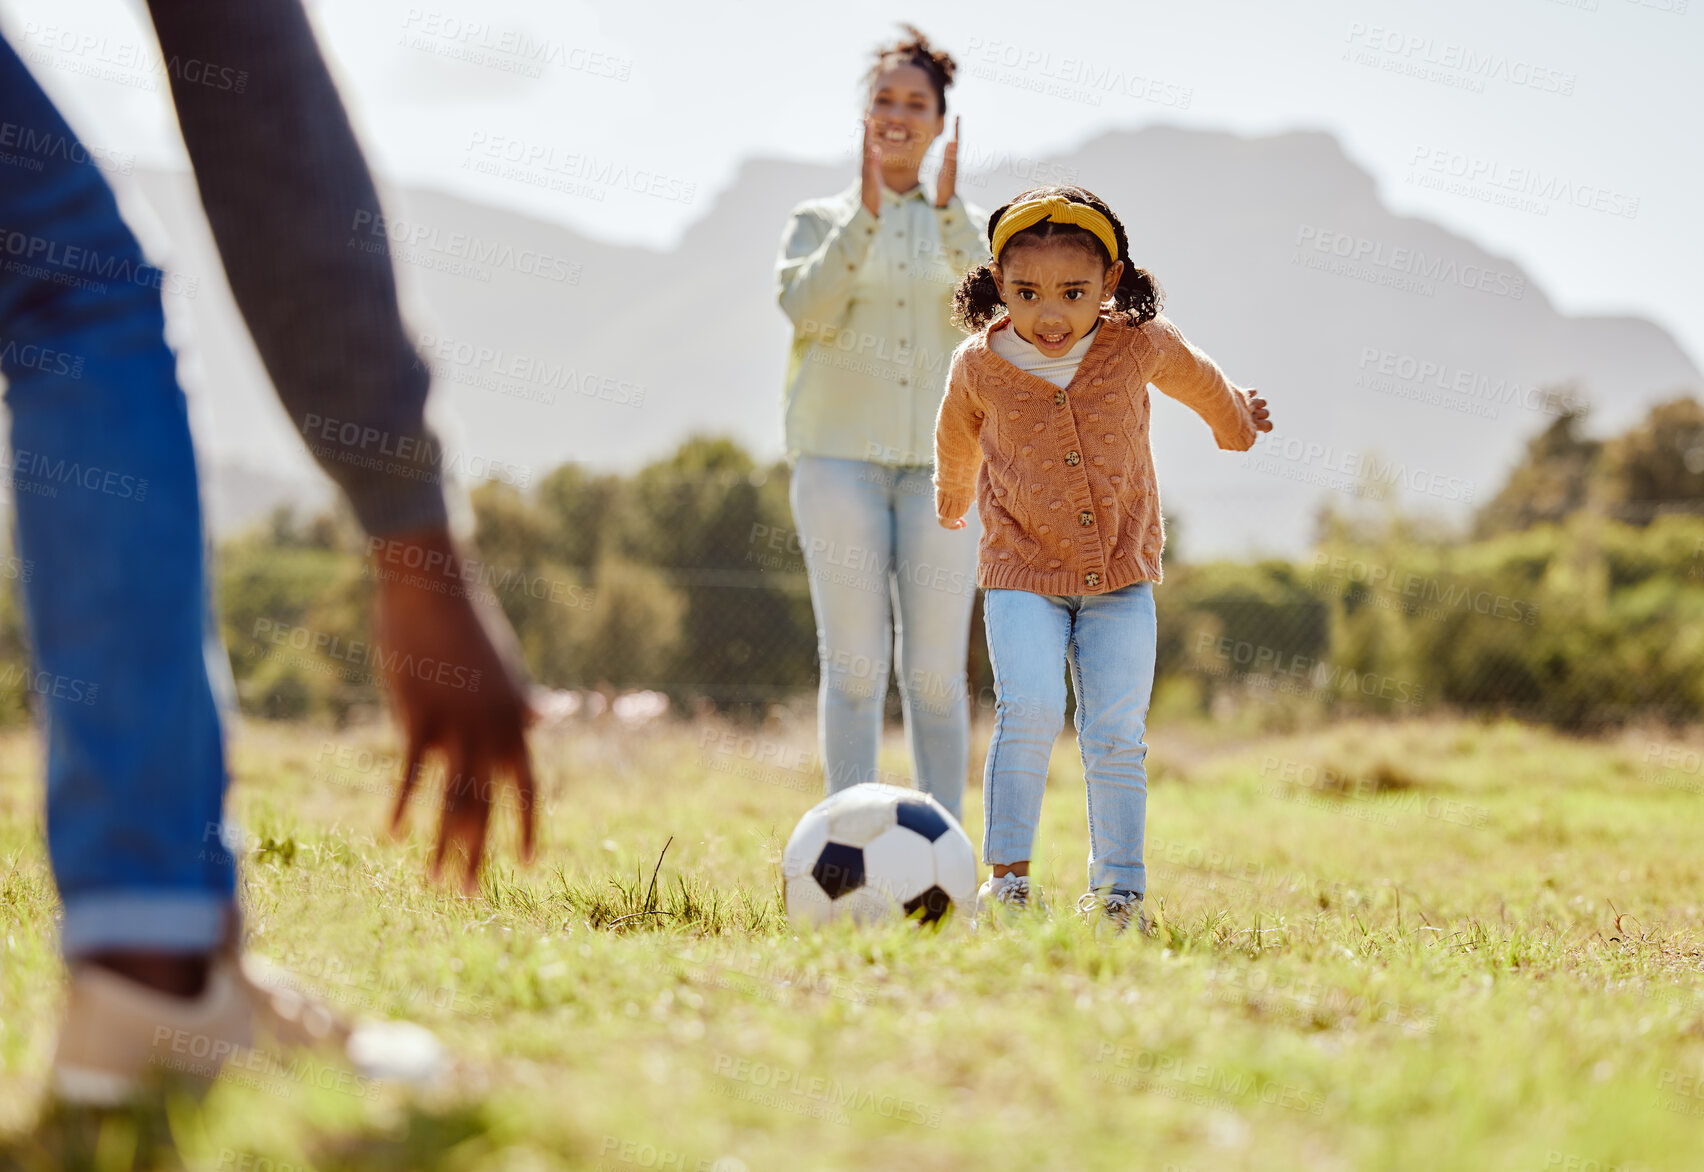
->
xmin=1246 ymin=389 xmax=1273 ymax=432
xmin=934 ymin=116 xmax=960 ymax=208
xmin=861 ymin=117 xmax=884 ymax=217
xmin=938 ymin=515 xmax=967 ymax=530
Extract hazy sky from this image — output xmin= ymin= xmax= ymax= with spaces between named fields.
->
xmin=4 ymin=0 xmax=1701 ymax=367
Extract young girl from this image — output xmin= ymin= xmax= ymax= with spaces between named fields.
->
xmin=933 ymin=186 xmax=1272 ymax=932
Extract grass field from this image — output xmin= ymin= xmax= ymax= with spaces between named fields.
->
xmin=4 ymin=711 xmax=1704 ymax=1171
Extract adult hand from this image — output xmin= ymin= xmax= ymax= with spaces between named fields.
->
xmin=861 ymin=116 xmax=884 ymax=218
xmin=1246 ymin=390 xmax=1273 ymax=432
xmin=371 ymin=526 xmax=537 ymax=893
xmin=935 ymin=115 xmax=960 ymax=208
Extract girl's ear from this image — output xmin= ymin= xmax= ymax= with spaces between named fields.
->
xmin=1103 ymin=259 xmax=1125 ymax=298
xmin=989 ymin=261 xmax=1006 ymax=303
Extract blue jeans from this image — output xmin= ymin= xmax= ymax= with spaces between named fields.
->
xmin=788 ymin=455 xmax=980 ymax=821
xmin=982 ymin=582 xmax=1156 ymax=895
xmin=1 ymin=37 xmax=233 ymax=957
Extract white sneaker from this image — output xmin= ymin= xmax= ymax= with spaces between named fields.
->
xmin=51 ymin=949 xmax=445 ymax=1105
xmin=975 ymin=874 xmax=1043 ymax=924
xmin=1077 ymin=889 xmax=1149 ymax=937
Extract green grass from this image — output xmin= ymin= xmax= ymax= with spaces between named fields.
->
xmin=4 ymin=714 xmax=1704 ymax=1170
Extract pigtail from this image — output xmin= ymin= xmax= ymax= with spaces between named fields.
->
xmin=1109 ymin=263 xmax=1164 ymax=327
xmin=952 ymin=263 xmax=1005 ymax=333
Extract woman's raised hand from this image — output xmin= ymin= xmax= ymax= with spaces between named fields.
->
xmin=861 ymin=116 xmax=884 ymax=217
xmin=935 ymin=116 xmax=960 ymax=209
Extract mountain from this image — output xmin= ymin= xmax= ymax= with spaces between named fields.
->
xmin=127 ymin=125 xmax=1701 ymax=557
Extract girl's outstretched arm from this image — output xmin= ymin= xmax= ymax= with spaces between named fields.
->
xmin=1146 ymin=317 xmax=1271 ymax=451
xmin=933 ymin=347 xmax=984 ymax=528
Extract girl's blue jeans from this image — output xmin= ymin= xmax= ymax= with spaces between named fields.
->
xmin=1 ymin=35 xmax=234 ymax=958
xmin=982 ymin=582 xmax=1156 ymax=896
xmin=788 ymin=455 xmax=980 ymax=821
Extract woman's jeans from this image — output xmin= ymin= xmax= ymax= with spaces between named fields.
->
xmin=0 ymin=35 xmax=233 ymax=957
xmin=982 ymin=582 xmax=1156 ymax=896
xmin=789 ymin=456 xmax=980 ymax=822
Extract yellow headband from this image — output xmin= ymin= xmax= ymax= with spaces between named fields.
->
xmin=989 ymin=195 xmax=1120 ymax=265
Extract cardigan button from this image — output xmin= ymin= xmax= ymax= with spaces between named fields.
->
xmin=1078 ymin=511 xmax=1093 ymax=527
xmin=1053 ymin=390 xmax=1066 ymax=406
xmin=1085 ymin=572 xmax=1101 ymax=588
xmin=1064 ymin=451 xmax=1080 ymax=466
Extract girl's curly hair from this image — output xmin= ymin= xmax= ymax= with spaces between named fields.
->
xmin=952 ymin=185 xmax=1163 ymax=332
xmin=864 ymin=24 xmax=956 ymax=115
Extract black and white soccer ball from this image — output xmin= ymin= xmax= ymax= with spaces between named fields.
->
xmin=782 ymin=784 xmax=977 ymax=926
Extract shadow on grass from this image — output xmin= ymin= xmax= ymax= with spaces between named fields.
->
xmin=0 ymin=1092 xmax=506 ymax=1172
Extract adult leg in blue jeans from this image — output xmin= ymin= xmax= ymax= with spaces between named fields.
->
xmin=0 ymin=35 xmax=234 ymax=967
xmin=789 ymin=456 xmax=979 ymax=821
xmin=1 ymin=8 xmax=540 ymax=1104
xmin=891 ymin=464 xmax=978 ymax=821
xmin=791 ymin=456 xmax=896 ymax=794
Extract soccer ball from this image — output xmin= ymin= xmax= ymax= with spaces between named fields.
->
xmin=782 ymin=784 xmax=977 ymax=926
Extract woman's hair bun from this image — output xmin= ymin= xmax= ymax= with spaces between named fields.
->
xmin=866 ymin=24 xmax=955 ymax=114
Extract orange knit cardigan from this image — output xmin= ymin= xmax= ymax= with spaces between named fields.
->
xmin=933 ymin=313 xmax=1259 ymax=594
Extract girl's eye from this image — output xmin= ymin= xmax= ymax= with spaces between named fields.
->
xmin=1019 ymin=290 xmax=1036 ymax=300
xmin=1065 ymin=290 xmax=1083 ymax=300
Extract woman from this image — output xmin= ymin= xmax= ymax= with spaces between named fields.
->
xmin=775 ymin=26 xmax=988 ymax=822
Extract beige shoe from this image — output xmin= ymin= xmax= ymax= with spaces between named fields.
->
xmin=52 ymin=950 xmax=445 ymax=1105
